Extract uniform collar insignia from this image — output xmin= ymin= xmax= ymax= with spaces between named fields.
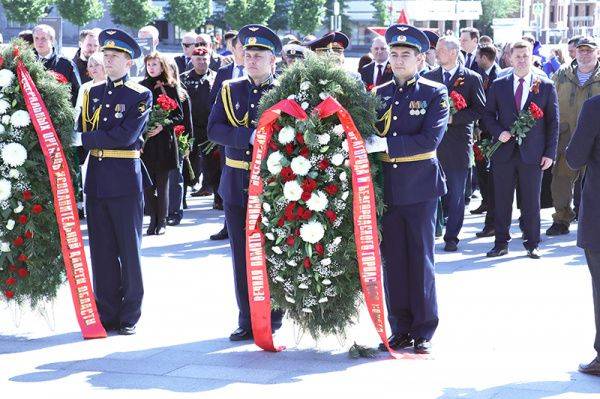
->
xmin=383 ymin=96 xmax=391 ymax=101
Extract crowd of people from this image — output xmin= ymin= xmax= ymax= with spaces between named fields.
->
xmin=2 ymin=22 xmax=599 ymax=375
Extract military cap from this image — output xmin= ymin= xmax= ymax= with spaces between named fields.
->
xmin=99 ymin=28 xmax=142 ymax=59
xmin=423 ymin=30 xmax=439 ymax=50
xmin=238 ymin=24 xmax=282 ymax=54
xmin=283 ymin=43 xmax=306 ymax=59
xmin=385 ymin=24 xmax=430 ymax=53
xmin=306 ymin=31 xmax=349 ymax=52
xmin=576 ymin=36 xmax=598 ymax=49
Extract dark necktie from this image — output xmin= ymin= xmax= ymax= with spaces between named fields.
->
xmin=375 ymin=64 xmax=383 ymax=85
xmin=236 ymin=65 xmax=244 ymax=78
xmin=514 ymin=78 xmax=525 ymax=111
xmin=466 ymin=53 xmax=472 ymax=68
xmin=443 ymin=71 xmax=451 ymax=86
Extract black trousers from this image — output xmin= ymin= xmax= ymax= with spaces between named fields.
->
xmin=584 ymin=249 xmax=600 ymax=357
xmin=144 ymin=169 xmax=170 ymax=227
xmin=476 ymin=159 xmax=495 ymax=227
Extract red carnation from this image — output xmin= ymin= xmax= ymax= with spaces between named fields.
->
xmin=6 ymin=277 xmax=16 ymax=286
xmin=449 ymin=91 xmax=467 ymax=111
xmin=315 ymin=243 xmax=324 ymax=255
xmin=301 ymin=178 xmax=317 ymax=193
xmin=17 ymin=268 xmax=29 ymax=278
xmin=286 ymin=236 xmax=295 ymax=246
xmin=18 ymin=215 xmax=27 ymax=224
xmin=296 ymin=132 xmax=305 ymax=145
xmin=284 ymin=143 xmax=294 ymax=155
xmin=12 ymin=46 xmax=20 ymax=57
xmin=18 ymin=254 xmax=28 ymax=262
xmin=318 ymin=159 xmax=330 ymax=170
xmin=25 ymin=230 xmax=33 ymax=239
xmin=13 ymin=236 xmax=24 ymax=247
xmin=324 ymin=184 xmax=339 ymax=196
xmin=49 ymin=71 xmax=69 ymax=84
xmin=268 ymin=141 xmax=279 ymax=151
xmin=529 ymin=102 xmax=544 ymax=120
xmin=156 ymin=94 xmax=177 ymax=111
xmin=32 ymin=204 xmax=43 ymax=214
xmin=299 ymin=147 xmax=310 ymax=158
xmin=301 ymin=191 xmax=312 ymax=201
xmin=277 ymin=217 xmax=285 ymax=227
xmin=174 ymin=125 xmax=185 ymax=137
xmin=303 ymin=257 xmax=311 ymax=269
xmin=280 ymin=166 xmax=296 ymax=182
xmin=9 ymin=264 xmax=18 ymax=272
xmin=325 ymin=209 xmax=337 ymax=222
xmin=4 ymin=290 xmax=14 ymax=299
xmin=23 ymin=190 xmax=32 ymax=201
xmin=284 ymin=203 xmax=296 ymax=221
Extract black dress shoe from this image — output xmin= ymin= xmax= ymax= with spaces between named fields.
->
xmin=414 ymin=337 xmax=432 ymax=354
xmin=378 ymin=333 xmax=413 ymax=351
xmin=146 ymin=226 xmax=156 ymax=236
xmin=470 ymin=204 xmax=487 ymax=214
xmin=210 ymin=227 xmax=229 ymax=240
xmin=546 ymin=222 xmax=569 ymax=236
xmin=526 ymin=247 xmax=541 ymax=259
xmin=476 ymin=226 xmax=495 ymax=238
xmin=229 ymin=327 xmax=253 ymax=341
xmin=213 ymin=202 xmax=224 ymax=210
xmin=486 ymin=246 xmax=508 ymax=257
xmin=118 ymin=325 xmax=136 ymax=335
xmin=155 ymin=222 xmax=166 ymax=235
xmin=444 ymin=242 xmax=458 ymax=252
xmin=166 ymin=217 xmax=181 ymax=226
xmin=579 ymin=358 xmax=600 ymax=376
xmin=191 ymin=189 xmax=212 ymax=197
xmin=102 ymin=322 xmax=119 ymax=332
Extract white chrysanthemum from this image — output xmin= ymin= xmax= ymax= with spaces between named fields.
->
xmin=286 ymin=259 xmax=297 ymax=266
xmin=10 ymin=110 xmax=31 ymax=128
xmin=0 ymin=69 xmax=15 ymax=87
xmin=0 ymin=99 xmax=10 ymax=115
xmin=317 ymin=133 xmax=330 ymax=145
xmin=2 ymin=115 xmax=10 ymax=125
xmin=8 ymin=169 xmax=20 ymax=179
xmin=6 ymin=219 xmax=15 ymax=230
xmin=342 ymin=191 xmax=349 ymax=201
xmin=321 ymin=279 xmax=332 ymax=285
xmin=339 ymin=171 xmax=347 ymax=182
xmin=285 ymin=296 xmax=296 ymax=303
xmin=319 ymin=92 xmax=330 ymax=100
xmin=283 ymin=180 xmax=303 ymax=202
xmin=272 ymin=246 xmax=283 ymax=254
xmin=319 ymin=79 xmax=329 ymax=85
xmin=321 ymin=258 xmax=332 ymax=266
xmin=262 ymin=202 xmax=271 ymax=213
xmin=301 ymin=308 xmax=313 ymax=313
xmin=331 ymin=153 xmax=345 ymax=166
xmin=342 ymin=140 xmax=349 ymax=152
xmin=290 ymin=156 xmax=311 ymax=176
xmin=318 ymin=297 xmax=328 ymax=303
xmin=333 ymin=237 xmax=342 ymax=246
xmin=300 ymin=81 xmax=311 ymax=91
xmin=287 ymin=94 xmax=296 ymax=100
xmin=265 ymin=232 xmax=275 ymax=240
xmin=14 ymin=201 xmax=23 ymax=213
xmin=0 ymin=241 xmax=9 ymax=252
xmin=301 ymin=101 xmax=309 ymax=110
xmin=306 ymin=190 xmax=328 ymax=212
xmin=266 ymin=151 xmax=284 ymax=174
xmin=298 ymin=283 xmax=309 ymax=289
xmin=300 ymin=221 xmax=325 ymax=244
xmin=262 ymin=217 xmax=270 ymax=226
xmin=0 ymin=124 xmax=5 ymax=134
xmin=332 ymin=124 xmax=345 ymax=136
xmin=278 ymin=126 xmax=295 ymax=145
xmin=0 ymin=178 xmax=11 ymax=201
xmin=1 ymin=142 xmax=27 ymax=167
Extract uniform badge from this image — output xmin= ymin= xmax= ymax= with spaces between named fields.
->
xmin=383 ymin=96 xmax=391 ymax=101
xmin=92 ymin=98 xmax=99 ymax=103
xmin=115 ymin=104 xmax=125 ymax=118
xmin=138 ymin=101 xmax=147 ymax=113
xmin=440 ymin=99 xmax=449 ymax=109
xmin=235 ymin=102 xmax=240 ymax=110
xmin=409 ymin=100 xmax=427 ymax=116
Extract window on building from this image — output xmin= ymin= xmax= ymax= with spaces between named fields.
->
xmin=550 ymin=6 xmax=555 ymax=23
xmin=575 ymin=5 xmax=579 ymax=16
xmin=586 ymin=5 xmax=591 ymax=16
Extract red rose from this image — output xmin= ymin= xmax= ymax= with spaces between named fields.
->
xmin=25 ymin=230 xmax=33 ymax=239
xmin=325 ymin=209 xmax=337 ymax=222
xmin=299 ymin=147 xmax=310 ymax=158
xmin=23 ymin=190 xmax=32 ymax=201
xmin=12 ymin=46 xmax=20 ymax=57
xmin=157 ymin=94 xmax=177 ymax=111
xmin=17 ymin=268 xmax=29 ymax=278
xmin=18 ymin=215 xmax=27 ymax=224
xmin=301 ymin=209 xmax=312 ymax=220
xmin=13 ymin=236 xmax=24 ymax=247
xmin=32 ymin=204 xmax=43 ymax=214
xmin=301 ymin=191 xmax=312 ymax=202
xmin=277 ymin=217 xmax=285 ymax=227
xmin=303 ymin=257 xmax=311 ymax=269
xmin=529 ymin=102 xmax=544 ymax=120
xmin=280 ymin=166 xmax=296 ymax=182
xmin=4 ymin=290 xmax=14 ymax=299
xmin=301 ymin=178 xmax=317 ymax=193
xmin=315 ymin=243 xmax=324 ymax=255
xmin=473 ymin=144 xmax=484 ymax=162
xmin=174 ymin=125 xmax=185 ymax=137
xmin=18 ymin=254 xmax=28 ymax=262
xmin=366 ymin=83 xmax=375 ymax=91
xmin=324 ymin=184 xmax=339 ymax=196
xmin=296 ymin=133 xmax=305 ymax=145
xmin=284 ymin=143 xmax=294 ymax=155
xmin=284 ymin=203 xmax=296 ymax=221
xmin=6 ymin=277 xmax=16 ymax=286
xmin=268 ymin=141 xmax=279 ymax=151
xmin=286 ymin=236 xmax=295 ymax=246
xmin=449 ymin=91 xmax=467 ymax=111
xmin=318 ymin=159 xmax=330 ymax=170
xmin=8 ymin=264 xmax=17 ymax=272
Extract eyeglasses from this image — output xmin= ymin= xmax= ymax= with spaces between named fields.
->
xmin=195 ymin=42 xmax=208 ymax=47
xmin=182 ymin=43 xmax=196 ymax=48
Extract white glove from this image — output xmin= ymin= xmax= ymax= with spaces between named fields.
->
xmin=365 ymin=135 xmax=388 ymax=154
xmin=249 ymin=129 xmax=256 ymax=145
xmin=72 ymin=131 xmax=83 ymax=147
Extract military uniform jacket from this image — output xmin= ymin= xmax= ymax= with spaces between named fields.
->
xmin=374 ymin=75 xmax=449 ymax=206
xmin=483 ymin=73 xmax=559 ymax=164
xmin=80 ymin=74 xmax=153 ymax=198
xmin=424 ymin=65 xmax=486 ymax=170
xmin=207 ymin=76 xmax=273 ymax=206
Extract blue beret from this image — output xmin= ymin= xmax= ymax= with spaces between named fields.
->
xmin=306 ymin=31 xmax=349 ymax=51
xmin=238 ymin=24 xmax=282 ymax=54
xmin=385 ymin=24 xmax=430 ymax=53
xmin=99 ymin=28 xmax=142 ymax=59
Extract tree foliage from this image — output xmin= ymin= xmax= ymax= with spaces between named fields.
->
xmin=225 ymin=0 xmax=276 ymax=29
xmin=166 ymin=0 xmax=212 ymax=32
xmin=268 ymin=0 xmax=292 ymax=32
xmin=56 ymin=0 xmax=104 ymax=27
xmin=474 ymin=0 xmax=520 ymax=37
xmin=107 ymin=0 xmax=160 ymax=31
xmin=0 ymin=0 xmax=50 ymax=25
xmin=371 ymin=0 xmax=388 ymax=26
xmin=290 ymin=0 xmax=326 ymax=36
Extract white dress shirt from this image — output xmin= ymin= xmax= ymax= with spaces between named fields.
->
xmin=442 ymin=63 xmax=460 ymax=83
xmin=512 ymin=71 xmax=533 ymax=111
xmin=372 ymin=61 xmax=388 ymax=85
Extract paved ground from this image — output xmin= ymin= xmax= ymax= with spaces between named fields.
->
xmin=1 ymin=192 xmax=599 ymax=398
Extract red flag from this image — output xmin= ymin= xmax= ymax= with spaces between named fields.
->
xmin=367 ymin=27 xmax=387 ymax=37
xmin=397 ymin=9 xmax=409 ymax=24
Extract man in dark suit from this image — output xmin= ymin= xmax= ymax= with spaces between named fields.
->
xmin=483 ymin=40 xmax=559 ymax=259
xmin=473 ymin=45 xmax=506 ymax=237
xmin=72 ymin=29 xmax=100 ymax=84
xmin=459 ymin=27 xmax=480 ymax=72
xmin=207 ymin=24 xmax=284 ymax=342
xmin=566 ymin=94 xmax=600 ymax=376
xmin=174 ymin=32 xmax=198 ymax=74
xmin=359 ymin=36 xmax=393 ymax=89
xmin=424 ymin=35 xmax=486 ymax=252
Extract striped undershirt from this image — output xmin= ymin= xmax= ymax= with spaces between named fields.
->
xmin=577 ymin=68 xmax=593 ymax=86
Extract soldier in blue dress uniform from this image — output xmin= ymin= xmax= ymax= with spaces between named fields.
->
xmin=79 ymin=29 xmax=152 ymax=335
xmin=207 ymin=24 xmax=284 ymax=341
xmin=367 ymin=24 xmax=449 ymax=354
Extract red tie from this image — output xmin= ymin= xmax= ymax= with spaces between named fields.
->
xmin=514 ymin=78 xmax=524 ymax=111
xmin=375 ymin=64 xmax=383 ymax=85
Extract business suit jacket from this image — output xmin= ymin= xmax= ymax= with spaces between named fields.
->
xmin=360 ymin=60 xmax=393 ymax=88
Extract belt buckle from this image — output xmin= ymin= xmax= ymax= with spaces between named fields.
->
xmin=98 ymin=149 xmax=103 ymax=161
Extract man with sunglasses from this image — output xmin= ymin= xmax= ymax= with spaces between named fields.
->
xmin=175 ymin=32 xmax=198 ymax=74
